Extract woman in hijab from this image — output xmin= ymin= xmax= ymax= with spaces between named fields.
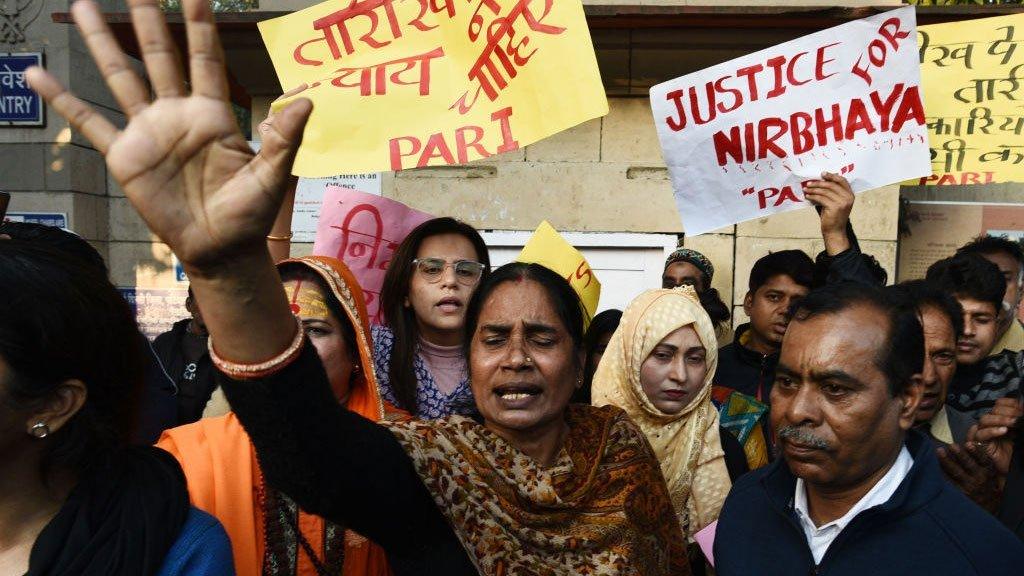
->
xmin=0 ymin=240 xmax=233 ymax=575
xmin=592 ymin=287 xmax=748 ymax=543
xmin=158 ymin=256 xmax=405 ymax=576
xmin=30 ymin=2 xmax=687 ymax=572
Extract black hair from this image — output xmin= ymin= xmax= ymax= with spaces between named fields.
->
xmin=463 ymin=262 xmax=586 ymax=367
xmin=788 ymin=282 xmax=924 ymax=396
xmin=379 ymin=217 xmax=490 ymax=413
xmin=749 ymin=249 xmax=815 ymax=293
xmin=698 ymin=288 xmax=731 ymax=327
xmin=278 ymin=262 xmax=359 ymax=363
xmin=957 ymin=235 xmax=1024 ymax=267
xmin=0 ymin=221 xmax=107 ymax=275
xmin=888 ymin=280 xmax=965 ymax=340
xmin=0 ymin=240 xmax=145 ymax=481
xmin=925 ymin=254 xmax=1006 ymax=313
xmin=576 ymin=309 xmax=623 ymax=404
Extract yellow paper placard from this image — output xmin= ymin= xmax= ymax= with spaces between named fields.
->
xmin=915 ymin=14 xmax=1024 ymax=185
xmin=258 ymin=0 xmax=608 ymax=177
xmin=516 ymin=221 xmax=600 ymax=325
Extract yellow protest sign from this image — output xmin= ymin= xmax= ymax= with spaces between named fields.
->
xmin=916 ymin=14 xmax=1024 ymax=185
xmin=516 ymin=221 xmax=600 ymax=325
xmin=258 ymin=0 xmax=608 ymax=177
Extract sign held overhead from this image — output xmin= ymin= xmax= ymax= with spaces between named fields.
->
xmin=650 ymin=7 xmax=930 ymax=235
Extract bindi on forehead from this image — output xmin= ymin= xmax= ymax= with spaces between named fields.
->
xmin=284 ymin=278 xmax=331 ymax=320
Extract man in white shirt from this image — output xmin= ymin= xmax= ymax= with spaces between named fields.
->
xmin=714 ymin=282 xmax=1024 ymax=575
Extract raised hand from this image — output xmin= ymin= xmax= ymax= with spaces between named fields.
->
xmin=26 ymin=0 xmax=312 ymax=271
xmin=804 ymin=171 xmax=854 ymax=256
xmin=27 ymin=0 xmax=312 ymax=363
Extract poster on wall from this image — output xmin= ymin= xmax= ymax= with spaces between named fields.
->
xmin=897 ymin=200 xmax=1024 ymax=321
xmin=119 ymin=287 xmax=189 ymax=341
xmin=650 ymin=7 xmax=930 ymax=235
xmin=294 ymin=173 xmax=382 ymax=242
xmin=916 ymin=13 xmax=1024 ymax=185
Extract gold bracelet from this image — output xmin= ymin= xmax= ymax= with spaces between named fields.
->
xmin=266 ymin=232 xmax=293 ymax=241
xmin=208 ymin=315 xmax=305 ymax=380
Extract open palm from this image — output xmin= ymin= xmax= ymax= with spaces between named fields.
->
xmin=27 ymin=0 xmax=311 ymax=269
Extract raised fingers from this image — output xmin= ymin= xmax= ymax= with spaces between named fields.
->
xmin=71 ymin=0 xmax=150 ymax=116
xmin=248 ymin=98 xmax=313 ymax=199
xmin=127 ymin=0 xmax=186 ymax=98
xmin=258 ymin=83 xmax=309 ymax=137
xmin=26 ymin=67 xmax=118 ymax=154
xmin=183 ymin=0 xmax=229 ymax=100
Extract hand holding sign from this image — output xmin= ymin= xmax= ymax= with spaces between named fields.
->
xmin=650 ymin=7 xmax=930 ymax=235
xmin=805 ymin=171 xmax=855 ymax=255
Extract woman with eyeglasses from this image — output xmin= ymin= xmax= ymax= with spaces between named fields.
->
xmin=375 ymin=218 xmax=491 ymax=419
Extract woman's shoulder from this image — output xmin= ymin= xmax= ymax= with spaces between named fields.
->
xmin=371 ymin=324 xmax=393 ymax=345
xmin=156 ymin=507 xmax=235 ymax=575
xmin=156 ymin=414 xmax=246 ymax=451
xmin=568 ymin=404 xmax=647 ymax=445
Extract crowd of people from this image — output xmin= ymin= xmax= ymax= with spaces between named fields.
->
xmin=4 ymin=1 xmax=1024 ymax=574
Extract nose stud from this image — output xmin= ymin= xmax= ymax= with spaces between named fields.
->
xmin=525 ymin=356 xmax=533 ymax=364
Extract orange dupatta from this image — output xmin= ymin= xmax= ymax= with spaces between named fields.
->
xmin=158 ymin=256 xmax=405 ymax=576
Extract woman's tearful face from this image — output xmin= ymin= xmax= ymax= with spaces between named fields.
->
xmin=469 ymin=280 xmax=579 ymax=438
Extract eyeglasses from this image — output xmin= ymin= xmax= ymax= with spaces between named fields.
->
xmin=412 ymin=258 xmax=486 ymax=285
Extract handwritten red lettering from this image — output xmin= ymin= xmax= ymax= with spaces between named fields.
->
xmin=314 ymin=0 xmax=403 ymax=60
xmin=712 ymin=84 xmax=925 ymax=166
xmin=335 ymin=204 xmax=385 ymax=268
xmin=454 ymin=0 xmax=566 ymax=113
xmin=388 ymin=106 xmax=518 ymax=169
xmin=665 ymin=41 xmax=843 ymax=133
xmin=329 ymin=47 xmax=444 ymax=96
xmin=852 ymin=17 xmax=910 ymax=86
xmin=409 ymin=0 xmax=457 ymax=32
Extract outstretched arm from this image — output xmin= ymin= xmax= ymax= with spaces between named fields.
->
xmin=35 ymin=0 xmax=462 ymax=558
xmin=28 ymin=0 xmax=305 ymax=364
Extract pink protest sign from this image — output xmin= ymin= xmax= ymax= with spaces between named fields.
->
xmin=695 ymin=520 xmax=717 ymax=567
xmin=313 ymin=186 xmax=433 ymax=323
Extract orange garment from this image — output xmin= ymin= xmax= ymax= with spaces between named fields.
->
xmin=158 ymin=256 xmax=406 ymax=576
xmin=159 ymin=414 xmax=392 ymax=576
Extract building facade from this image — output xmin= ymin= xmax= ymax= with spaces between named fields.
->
xmin=2 ymin=0 xmax=1018 ymax=334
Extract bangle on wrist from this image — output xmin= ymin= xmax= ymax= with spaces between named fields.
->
xmin=266 ymin=232 xmax=293 ymax=241
xmin=209 ymin=315 xmax=305 ymax=380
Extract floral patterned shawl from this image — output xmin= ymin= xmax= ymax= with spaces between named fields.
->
xmin=386 ymin=404 xmax=690 ymax=575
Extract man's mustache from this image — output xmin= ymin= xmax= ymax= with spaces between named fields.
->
xmin=777 ymin=426 xmax=831 ymax=450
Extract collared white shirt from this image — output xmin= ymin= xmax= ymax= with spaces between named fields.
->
xmin=793 ymin=446 xmax=914 ymax=564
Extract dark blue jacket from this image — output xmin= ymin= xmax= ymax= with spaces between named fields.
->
xmin=714 ymin=430 xmax=1024 ymax=575
xmin=156 ymin=508 xmax=235 ymax=575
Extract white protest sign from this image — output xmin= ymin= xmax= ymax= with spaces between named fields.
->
xmin=650 ymin=7 xmax=930 ymax=235
xmin=293 ymin=174 xmax=382 ymax=242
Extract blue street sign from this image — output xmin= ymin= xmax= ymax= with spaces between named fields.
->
xmin=0 ymin=52 xmax=44 ymax=126
xmin=5 ymin=212 xmax=67 ymax=230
